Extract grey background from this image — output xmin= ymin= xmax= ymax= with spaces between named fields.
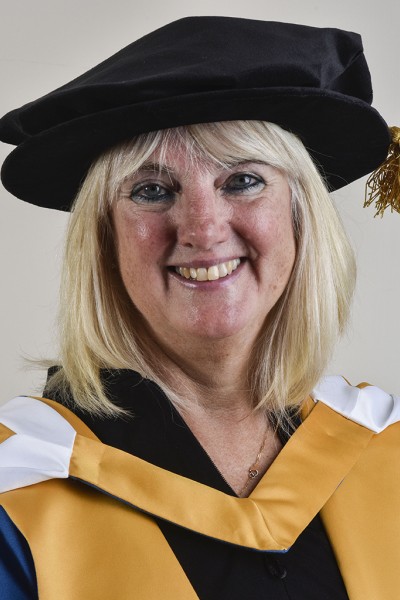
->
xmin=1 ymin=0 xmax=399 ymax=402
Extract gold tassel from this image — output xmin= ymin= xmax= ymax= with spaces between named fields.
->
xmin=364 ymin=126 xmax=400 ymax=217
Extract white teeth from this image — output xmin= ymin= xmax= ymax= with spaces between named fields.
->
xmin=218 ymin=263 xmax=228 ymax=277
xmin=175 ymin=259 xmax=241 ymax=281
xmin=207 ymin=266 xmax=219 ymax=281
xmin=196 ymin=268 xmax=208 ymax=281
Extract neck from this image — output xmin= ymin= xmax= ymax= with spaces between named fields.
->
xmin=149 ymin=330 xmax=257 ymax=417
xmin=144 ymin=327 xmax=282 ymax=497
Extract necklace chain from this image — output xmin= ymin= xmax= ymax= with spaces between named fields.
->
xmin=238 ymin=427 xmax=269 ymax=497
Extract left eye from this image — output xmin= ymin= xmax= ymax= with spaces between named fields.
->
xmin=223 ymin=173 xmax=264 ymax=194
xmin=130 ymin=182 xmax=174 ymax=203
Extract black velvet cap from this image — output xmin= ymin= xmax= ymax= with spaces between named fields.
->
xmin=0 ymin=16 xmax=390 ymax=210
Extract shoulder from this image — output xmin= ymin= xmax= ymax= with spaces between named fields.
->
xmin=311 ymin=375 xmax=400 ymax=434
xmin=309 ymin=377 xmax=400 ymax=529
xmin=0 ymin=395 xmax=95 ymax=494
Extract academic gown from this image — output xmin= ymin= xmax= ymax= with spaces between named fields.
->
xmin=0 ymin=371 xmax=400 ymax=599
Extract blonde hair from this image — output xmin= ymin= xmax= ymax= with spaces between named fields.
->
xmin=45 ymin=121 xmax=356 ymax=424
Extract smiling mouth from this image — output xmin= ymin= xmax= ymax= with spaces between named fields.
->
xmin=174 ymin=259 xmax=241 ymax=281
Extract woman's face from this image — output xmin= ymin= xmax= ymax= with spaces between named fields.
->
xmin=112 ymin=145 xmax=296 ymax=350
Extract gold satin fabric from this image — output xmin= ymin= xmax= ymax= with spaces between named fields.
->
xmin=1 ymin=392 xmax=399 ymax=599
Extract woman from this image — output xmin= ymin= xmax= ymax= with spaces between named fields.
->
xmin=0 ymin=16 xmax=399 ymax=600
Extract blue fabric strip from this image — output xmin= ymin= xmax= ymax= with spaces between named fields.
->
xmin=0 ymin=506 xmax=38 ymax=599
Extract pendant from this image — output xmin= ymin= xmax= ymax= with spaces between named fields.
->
xmin=248 ymin=468 xmax=259 ymax=479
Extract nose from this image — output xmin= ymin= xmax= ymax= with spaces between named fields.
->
xmin=175 ymin=186 xmax=230 ymax=250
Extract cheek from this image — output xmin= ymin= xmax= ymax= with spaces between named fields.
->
xmin=133 ymin=219 xmax=156 ymax=243
xmin=242 ymin=201 xmax=295 ymax=255
xmin=270 ymin=214 xmax=296 ymax=266
xmin=116 ymin=211 xmax=158 ymax=249
xmin=264 ymin=226 xmax=296 ymax=291
xmin=113 ymin=209 xmax=170 ymax=288
xmin=239 ymin=203 xmax=296 ymax=287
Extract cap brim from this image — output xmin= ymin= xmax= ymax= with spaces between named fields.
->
xmin=1 ymin=87 xmax=390 ymax=210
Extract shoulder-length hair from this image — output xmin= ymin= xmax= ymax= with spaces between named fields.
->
xmin=45 ymin=121 xmax=356 ymax=424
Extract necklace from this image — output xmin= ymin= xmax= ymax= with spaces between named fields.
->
xmin=238 ymin=427 xmax=269 ymax=497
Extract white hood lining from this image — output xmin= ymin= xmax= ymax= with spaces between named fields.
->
xmin=0 ymin=396 xmax=76 ymax=493
xmin=312 ymin=376 xmax=400 ymax=433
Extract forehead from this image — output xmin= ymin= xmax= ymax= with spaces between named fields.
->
xmin=138 ymin=149 xmax=257 ymax=178
xmin=146 ymin=137 xmax=235 ymax=172
xmin=145 ymin=143 xmax=214 ymax=170
xmin=108 ymin=121 xmax=295 ymax=191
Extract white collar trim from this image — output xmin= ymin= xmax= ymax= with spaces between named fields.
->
xmin=311 ymin=376 xmax=400 ymax=433
xmin=0 ymin=396 xmax=76 ymax=493
xmin=1 ymin=378 xmax=399 ymax=494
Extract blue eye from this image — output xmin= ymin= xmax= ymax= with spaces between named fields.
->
xmin=130 ymin=182 xmax=174 ymax=203
xmin=223 ymin=173 xmax=264 ymax=194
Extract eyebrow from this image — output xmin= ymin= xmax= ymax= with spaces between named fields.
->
xmin=137 ymin=159 xmax=268 ymax=174
xmin=137 ymin=162 xmax=176 ymax=175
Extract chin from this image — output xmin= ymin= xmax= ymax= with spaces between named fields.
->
xmin=178 ymin=313 xmax=263 ymax=342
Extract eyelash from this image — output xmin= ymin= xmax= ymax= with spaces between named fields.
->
xmin=129 ymin=173 xmax=265 ymax=204
xmin=129 ymin=182 xmax=174 ymax=203
xmin=222 ymin=173 xmax=264 ymax=195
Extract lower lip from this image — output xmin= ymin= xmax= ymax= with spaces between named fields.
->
xmin=169 ymin=261 xmax=244 ymax=289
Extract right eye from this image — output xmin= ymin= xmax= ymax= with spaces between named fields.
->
xmin=130 ymin=182 xmax=175 ymax=204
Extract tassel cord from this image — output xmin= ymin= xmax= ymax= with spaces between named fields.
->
xmin=364 ymin=126 xmax=400 ymax=217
